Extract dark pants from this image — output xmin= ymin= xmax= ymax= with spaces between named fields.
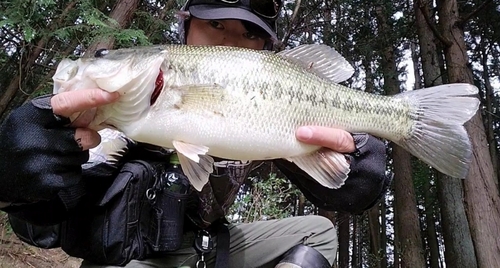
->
xmin=81 ymin=215 xmax=337 ymax=268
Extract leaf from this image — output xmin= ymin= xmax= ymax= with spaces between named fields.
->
xmin=52 ymin=27 xmax=70 ymax=39
xmin=0 ymin=19 xmax=12 ymax=28
xmin=23 ymin=26 xmax=36 ymax=42
xmin=37 ymin=0 xmax=56 ymax=8
xmin=114 ymin=29 xmax=151 ymax=46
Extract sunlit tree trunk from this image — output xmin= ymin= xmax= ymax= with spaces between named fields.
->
xmin=436 ymin=1 xmax=500 ymax=267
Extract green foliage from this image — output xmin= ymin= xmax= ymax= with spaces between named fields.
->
xmin=0 ymin=0 xmax=173 ymax=113
xmin=1 ymin=0 xmax=56 ymax=42
xmin=229 ymin=173 xmax=300 ymax=223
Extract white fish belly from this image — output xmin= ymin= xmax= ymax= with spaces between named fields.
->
xmin=125 ymin=108 xmax=320 ymax=161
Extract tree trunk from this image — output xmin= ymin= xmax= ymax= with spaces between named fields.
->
xmin=436 ymin=173 xmax=477 ymax=267
xmin=423 ymin=174 xmax=440 ymax=268
xmin=394 ymin=194 xmax=400 ymax=268
xmin=392 ymin=151 xmax=426 ymax=268
xmin=380 ymin=200 xmax=387 ymax=268
xmin=352 ymin=215 xmax=359 ymax=268
xmin=363 ymin=57 xmax=375 ymax=94
xmin=415 ymin=1 xmax=478 ymax=266
xmin=297 ymin=193 xmax=305 ymax=216
xmin=0 ymin=76 xmax=22 ymax=120
xmin=374 ymin=4 xmax=426 ymax=268
xmin=408 ymin=46 xmax=438 ymax=267
xmin=411 ymin=39 xmax=436 ymax=268
xmin=337 ymin=212 xmax=350 ymax=268
xmin=480 ymin=44 xmax=499 ymax=189
xmin=358 ymin=214 xmax=366 ymax=267
xmin=84 ymin=0 xmax=140 ymax=55
xmin=368 ymin=205 xmax=381 ymax=268
xmin=437 ymin=1 xmax=500 ymax=267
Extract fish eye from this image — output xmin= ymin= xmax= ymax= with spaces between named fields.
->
xmin=95 ymin=48 xmax=109 ymax=58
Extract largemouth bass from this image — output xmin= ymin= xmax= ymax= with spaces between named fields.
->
xmin=53 ymin=44 xmax=479 ymax=191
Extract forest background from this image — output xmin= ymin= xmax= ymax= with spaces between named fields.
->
xmin=0 ymin=0 xmax=499 ymax=267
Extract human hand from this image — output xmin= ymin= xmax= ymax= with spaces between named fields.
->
xmin=276 ymin=133 xmax=390 ymax=214
xmin=51 ymin=88 xmax=120 ymax=150
xmin=296 ymin=126 xmax=355 ymax=153
xmin=0 ymin=89 xmax=119 ymax=203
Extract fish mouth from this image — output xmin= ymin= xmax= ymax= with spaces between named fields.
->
xmin=150 ymin=68 xmax=163 ymax=105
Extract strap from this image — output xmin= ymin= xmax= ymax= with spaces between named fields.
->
xmin=215 ymin=223 xmax=230 ymax=268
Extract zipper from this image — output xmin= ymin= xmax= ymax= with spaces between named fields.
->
xmin=133 ymin=160 xmax=158 ymax=258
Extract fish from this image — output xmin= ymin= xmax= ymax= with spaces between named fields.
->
xmin=52 ymin=44 xmax=480 ymax=191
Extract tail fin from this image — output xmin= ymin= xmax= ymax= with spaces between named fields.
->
xmin=394 ymin=83 xmax=479 ymax=178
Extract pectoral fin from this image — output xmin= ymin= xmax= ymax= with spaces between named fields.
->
xmin=175 ymin=84 xmax=226 ymax=108
xmin=173 ymin=140 xmax=214 ymax=191
xmin=287 ymin=148 xmax=350 ymax=189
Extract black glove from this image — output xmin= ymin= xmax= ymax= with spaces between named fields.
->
xmin=275 ymin=134 xmax=392 ymax=214
xmin=0 ymin=95 xmax=88 ymax=205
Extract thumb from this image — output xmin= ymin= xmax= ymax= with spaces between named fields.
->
xmin=296 ymin=126 xmax=355 ymax=153
xmin=51 ymin=88 xmax=119 ymax=118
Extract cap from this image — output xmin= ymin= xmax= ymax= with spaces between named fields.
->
xmin=182 ymin=0 xmax=279 ymax=41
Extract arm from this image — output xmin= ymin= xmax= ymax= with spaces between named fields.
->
xmin=0 ymin=90 xmax=119 ymax=225
xmin=274 ymin=133 xmax=392 ymax=214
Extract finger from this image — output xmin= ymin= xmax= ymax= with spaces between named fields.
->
xmin=71 ymin=108 xmax=97 ymax=128
xmin=296 ymin=126 xmax=355 ymax=153
xmin=74 ymin=128 xmax=102 ymax=151
xmin=51 ymin=88 xmax=120 ymax=118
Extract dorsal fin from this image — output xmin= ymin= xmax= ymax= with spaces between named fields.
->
xmin=277 ymin=44 xmax=354 ymax=83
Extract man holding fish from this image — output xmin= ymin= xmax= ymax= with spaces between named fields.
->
xmin=0 ymin=0 xmax=396 ymax=267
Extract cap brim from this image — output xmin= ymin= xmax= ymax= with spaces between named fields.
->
xmin=189 ymin=5 xmax=277 ymax=40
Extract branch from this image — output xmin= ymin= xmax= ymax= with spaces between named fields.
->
xmin=416 ymin=0 xmax=452 ymax=47
xmin=461 ymin=0 xmax=493 ymax=24
xmin=292 ymin=21 xmax=329 ymax=33
xmin=290 ymin=0 xmax=302 ymax=26
xmin=145 ymin=0 xmax=176 ymax=39
xmin=279 ymin=0 xmax=302 ymax=50
xmin=279 ymin=0 xmax=323 ymax=50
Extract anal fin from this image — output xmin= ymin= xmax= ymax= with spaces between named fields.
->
xmin=288 ymin=148 xmax=350 ymax=189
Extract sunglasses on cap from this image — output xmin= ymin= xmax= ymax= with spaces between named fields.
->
xmin=187 ymin=0 xmax=282 ymax=19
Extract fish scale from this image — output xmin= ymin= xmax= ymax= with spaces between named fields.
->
xmin=53 ymin=44 xmax=480 ymax=191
